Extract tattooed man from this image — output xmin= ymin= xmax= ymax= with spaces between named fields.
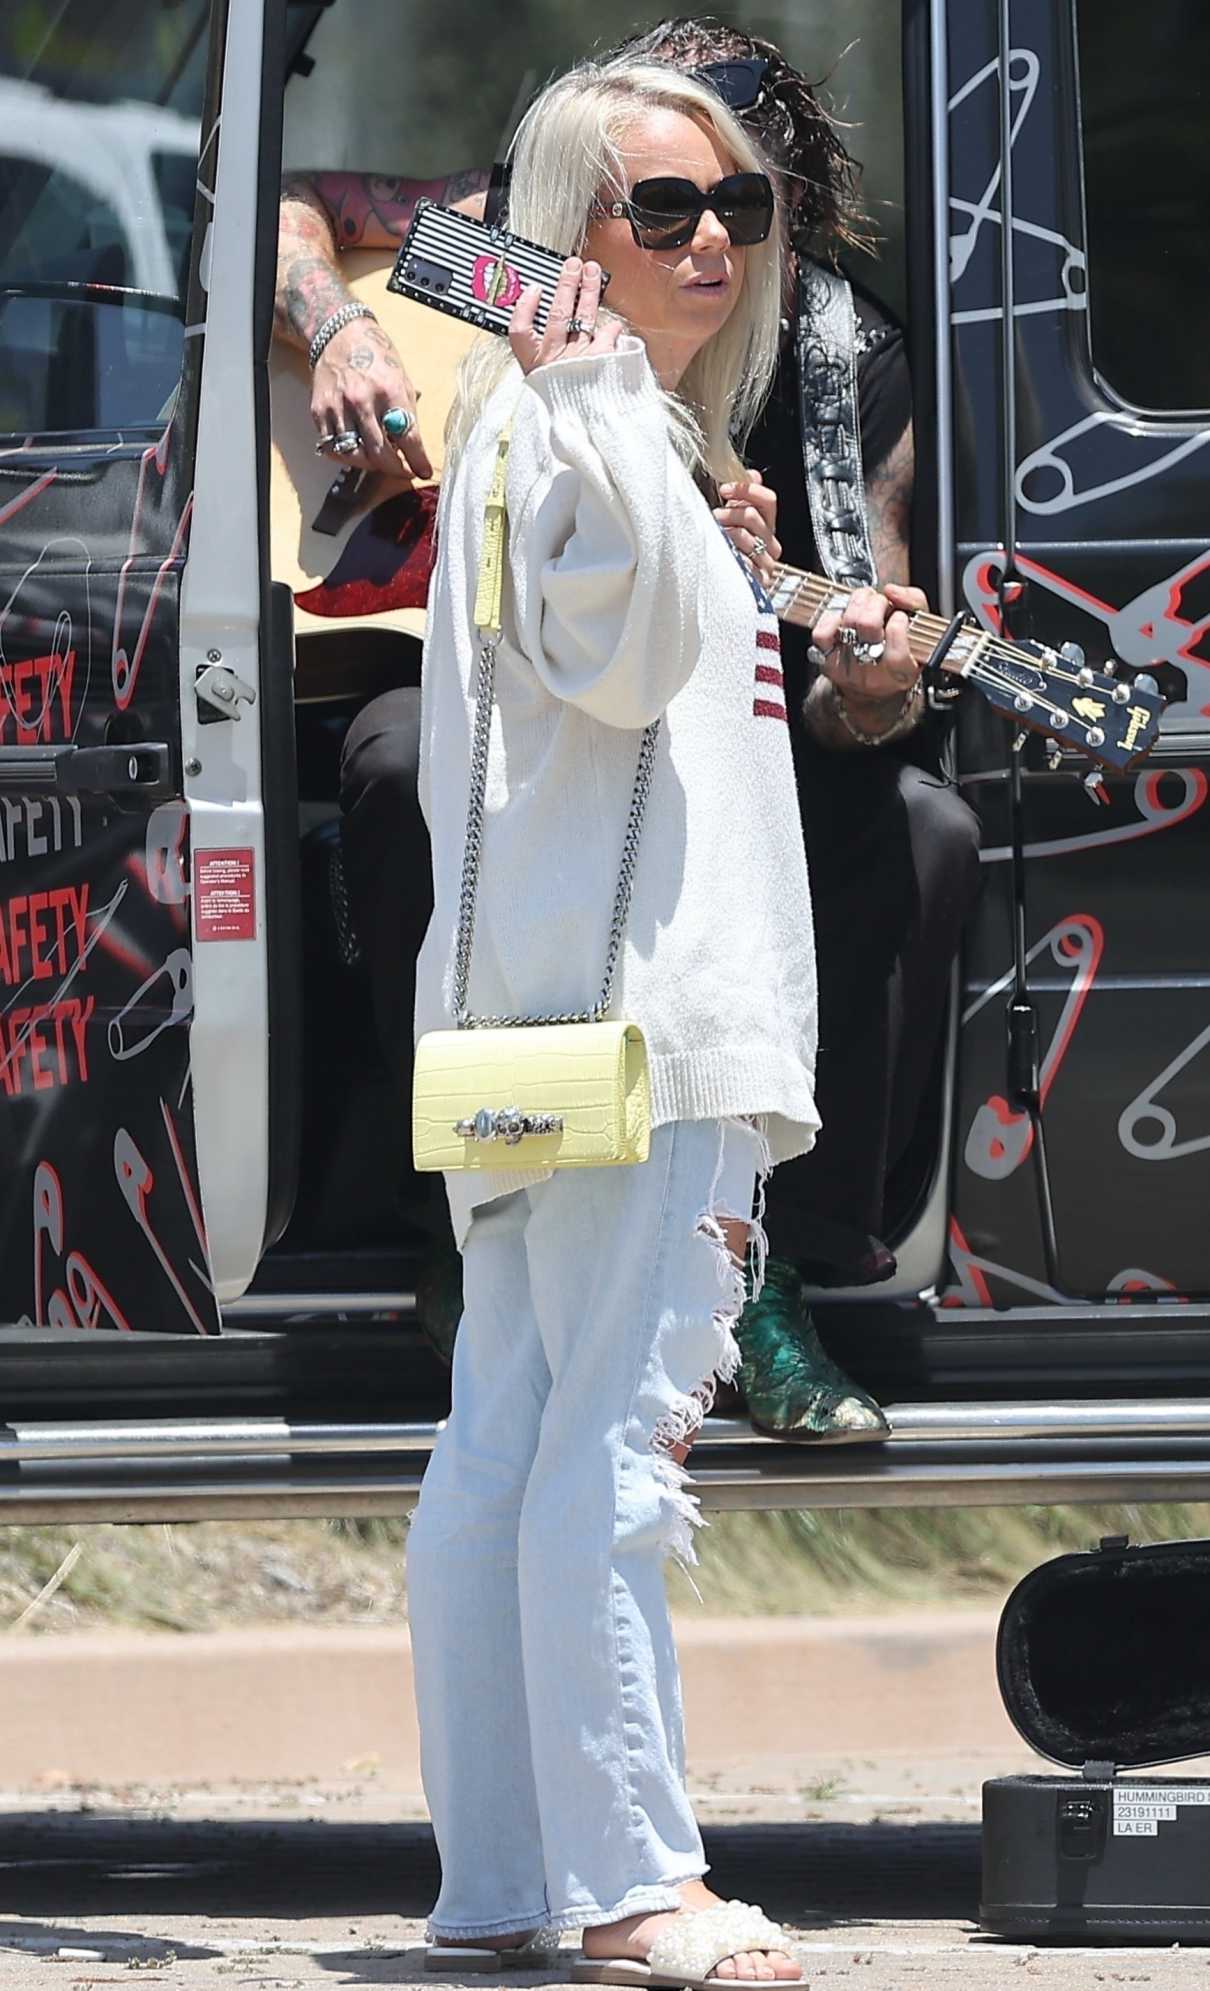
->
xmin=274 ymin=17 xmax=981 ymax=1441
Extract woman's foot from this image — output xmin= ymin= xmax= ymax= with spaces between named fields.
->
xmin=735 ymin=1259 xmax=889 ymax=1443
xmin=582 ymin=1878 xmax=800 ymax=1982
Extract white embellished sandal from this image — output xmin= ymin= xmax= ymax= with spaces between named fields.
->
xmin=425 ymin=1930 xmax=562 ymax=1973
xmin=572 ymin=1900 xmax=805 ymax=1989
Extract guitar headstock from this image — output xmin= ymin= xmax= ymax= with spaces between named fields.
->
xmin=959 ymin=636 xmax=1166 ymax=771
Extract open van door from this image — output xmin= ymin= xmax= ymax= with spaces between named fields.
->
xmin=0 ymin=0 xmax=295 ymax=1335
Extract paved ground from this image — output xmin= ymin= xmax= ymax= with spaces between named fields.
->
xmin=2 ymin=1757 xmax=1207 ymax=1988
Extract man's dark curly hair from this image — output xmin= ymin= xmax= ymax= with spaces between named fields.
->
xmin=602 ymin=16 xmax=867 ymax=258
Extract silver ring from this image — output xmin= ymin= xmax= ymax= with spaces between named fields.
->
xmin=807 ymin=644 xmax=830 ymax=666
xmin=331 ymin=431 xmax=361 ymax=456
xmin=750 ymin=535 xmax=767 ymax=558
xmin=852 ymin=639 xmax=886 ymax=665
xmin=314 ymin=433 xmax=340 ymax=455
xmin=382 ymin=406 xmax=413 ymax=441
xmin=837 ymin=625 xmax=861 ymax=650
xmin=566 ymin=318 xmax=592 ymax=337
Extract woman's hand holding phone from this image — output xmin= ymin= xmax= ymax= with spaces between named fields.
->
xmin=509 ymin=257 xmax=622 ymax=374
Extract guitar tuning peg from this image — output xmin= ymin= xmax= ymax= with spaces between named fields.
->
xmin=1046 ymin=740 xmax=1063 ymax=771
xmin=1060 ymin=642 xmax=1085 ymax=668
xmin=1103 ymin=659 xmax=1116 ymax=676
xmin=1083 ymin=771 xmax=1110 ymax=806
xmin=1134 ymin=672 xmax=1160 ymax=697
xmin=1012 ymin=730 xmax=1028 ymax=755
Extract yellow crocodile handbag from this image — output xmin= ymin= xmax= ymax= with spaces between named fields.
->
xmin=412 ymin=425 xmax=654 ymax=1174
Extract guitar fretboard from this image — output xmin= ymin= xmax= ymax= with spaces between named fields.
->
xmin=765 ymin=563 xmax=970 ymax=672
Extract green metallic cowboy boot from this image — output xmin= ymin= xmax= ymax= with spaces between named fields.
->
xmin=736 ymin=1257 xmax=890 ymax=1442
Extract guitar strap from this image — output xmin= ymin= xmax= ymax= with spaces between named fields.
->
xmin=795 ymin=261 xmax=878 ymax=591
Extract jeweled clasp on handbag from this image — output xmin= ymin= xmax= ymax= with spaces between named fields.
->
xmin=454 ymin=1106 xmax=566 ymax=1146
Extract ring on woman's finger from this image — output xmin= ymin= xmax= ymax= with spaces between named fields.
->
xmin=382 ymin=406 xmax=413 ymax=441
xmin=749 ymin=535 xmax=767 ymax=558
xmin=331 ymin=430 xmax=362 ymax=456
xmin=566 ymin=318 xmax=593 ymax=337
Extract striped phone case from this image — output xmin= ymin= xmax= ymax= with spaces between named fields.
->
xmin=387 ymin=198 xmax=609 ymax=337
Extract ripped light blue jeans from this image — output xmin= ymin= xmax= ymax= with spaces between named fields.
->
xmin=406 ymin=1118 xmax=766 ymax=1939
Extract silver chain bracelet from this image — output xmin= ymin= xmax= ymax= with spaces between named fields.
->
xmin=830 ymin=676 xmax=925 ymax=747
xmin=308 ymin=302 xmax=377 ymax=370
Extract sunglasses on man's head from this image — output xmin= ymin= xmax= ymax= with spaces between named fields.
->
xmin=690 ymin=57 xmax=771 ymax=113
xmin=597 ymin=172 xmax=775 ymax=250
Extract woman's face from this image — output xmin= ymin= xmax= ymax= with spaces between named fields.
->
xmin=583 ymin=108 xmax=750 ymax=388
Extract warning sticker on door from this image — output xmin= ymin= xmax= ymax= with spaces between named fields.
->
xmin=1113 ymin=1785 xmax=1210 ymax=1836
xmin=194 ymin=848 xmax=256 ymax=941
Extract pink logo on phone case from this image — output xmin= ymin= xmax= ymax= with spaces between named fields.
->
xmin=472 ymin=254 xmax=523 ymax=309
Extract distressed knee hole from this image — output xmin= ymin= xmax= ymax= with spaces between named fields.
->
xmin=648 ymin=1121 xmax=774 ymax=1565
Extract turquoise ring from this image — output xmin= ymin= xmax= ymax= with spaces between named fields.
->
xmin=382 ymin=406 xmax=413 ymax=441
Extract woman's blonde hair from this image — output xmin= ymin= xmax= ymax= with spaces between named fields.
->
xmin=443 ymin=57 xmax=785 ymax=485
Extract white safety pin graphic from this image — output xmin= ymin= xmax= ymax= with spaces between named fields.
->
xmin=114 ymin=1127 xmax=215 ymax=1335
xmin=1015 ymin=412 xmax=1210 ymax=520
xmin=107 ymin=948 xmax=193 ymax=1061
xmin=1118 ymin=1023 xmax=1210 ymax=1163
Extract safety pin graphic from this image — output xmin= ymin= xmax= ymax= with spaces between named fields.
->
xmin=947 ymin=48 xmax=1087 ymax=327
xmin=962 ymin=545 xmax=1210 ymax=727
xmin=161 ymin=1096 xmax=213 ymax=1293
xmin=33 ymin=1161 xmax=133 ymax=1333
xmin=114 ymin=1127 xmax=216 ymax=1335
xmin=942 ymin=1219 xmax=1180 ymax=1309
xmin=1118 ymin=1023 xmax=1210 ymax=1164
xmin=107 ymin=948 xmax=193 ymax=1061
xmin=962 ymin=914 xmax=1104 ymax=1182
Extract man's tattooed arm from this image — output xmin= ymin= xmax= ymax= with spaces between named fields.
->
xmin=275 ymin=167 xmax=492 ymax=352
xmin=275 ymin=175 xmax=356 ymax=350
xmin=307 ymin=166 xmax=492 ymax=249
xmin=866 ymin=419 xmax=913 ymax=588
xmin=803 ymin=421 xmax=924 ymax=751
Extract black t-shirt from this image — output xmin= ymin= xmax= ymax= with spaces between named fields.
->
xmin=748 ymin=275 xmax=912 ymax=728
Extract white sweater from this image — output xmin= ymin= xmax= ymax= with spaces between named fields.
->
xmin=416 ymin=338 xmax=820 ymax=1243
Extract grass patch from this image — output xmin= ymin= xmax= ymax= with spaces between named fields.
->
xmin=0 ymin=1502 xmax=1205 ymax=1634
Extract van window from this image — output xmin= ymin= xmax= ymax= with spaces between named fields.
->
xmin=1078 ymin=0 xmax=1210 ymax=413
xmin=0 ymin=0 xmax=210 ymax=438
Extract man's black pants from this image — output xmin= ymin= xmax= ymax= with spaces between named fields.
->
xmin=339 ymin=689 xmax=981 ymax=1278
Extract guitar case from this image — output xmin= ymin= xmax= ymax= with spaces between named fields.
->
xmin=982 ymin=1535 xmax=1210 ymax=1942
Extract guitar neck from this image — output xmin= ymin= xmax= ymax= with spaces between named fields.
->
xmin=766 ymin=562 xmax=977 ymax=674
xmin=764 ymin=560 xmax=1166 ymax=773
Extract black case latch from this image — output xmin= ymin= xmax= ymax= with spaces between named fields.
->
xmin=1058 ymin=1789 xmax=1109 ymax=1861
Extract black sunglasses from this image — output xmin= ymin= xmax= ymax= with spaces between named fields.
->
xmin=690 ymin=57 xmax=772 ymax=113
xmin=597 ymin=172 xmax=775 ymax=251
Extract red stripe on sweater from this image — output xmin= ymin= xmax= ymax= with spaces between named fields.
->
xmin=753 ymin=698 xmax=788 ymax=722
xmin=755 ymin=629 xmax=781 ymax=651
xmin=755 ymin=663 xmax=784 ymax=688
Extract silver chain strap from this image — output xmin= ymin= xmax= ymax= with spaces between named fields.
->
xmin=452 ymin=634 xmax=659 ymax=1030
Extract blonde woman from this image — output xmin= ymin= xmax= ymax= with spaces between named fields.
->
xmin=408 ymin=57 xmax=817 ymax=1986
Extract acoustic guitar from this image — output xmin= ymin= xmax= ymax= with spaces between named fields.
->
xmin=270 ymin=248 xmax=476 ymax=695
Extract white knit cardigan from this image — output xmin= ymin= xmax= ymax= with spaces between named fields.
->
xmin=415 ymin=338 xmax=820 ymax=1243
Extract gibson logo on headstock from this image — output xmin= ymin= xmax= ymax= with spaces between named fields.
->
xmin=1124 ymin=704 xmax=1154 ymax=752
